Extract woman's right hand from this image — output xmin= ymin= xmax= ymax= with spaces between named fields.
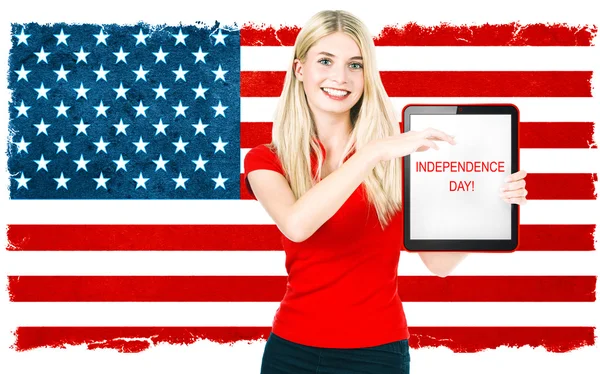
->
xmin=368 ymin=128 xmax=457 ymax=163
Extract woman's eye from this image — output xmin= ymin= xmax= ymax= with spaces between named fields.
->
xmin=350 ymin=62 xmax=363 ymax=69
xmin=318 ymin=58 xmax=331 ymax=65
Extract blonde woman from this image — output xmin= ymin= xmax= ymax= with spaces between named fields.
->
xmin=244 ymin=10 xmax=528 ymax=374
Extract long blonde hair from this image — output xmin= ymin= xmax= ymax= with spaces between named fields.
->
xmin=269 ymin=10 xmax=402 ymax=229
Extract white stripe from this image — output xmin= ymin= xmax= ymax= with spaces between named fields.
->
xmin=5 ymin=251 xmax=598 ymax=276
xmin=5 ymin=199 xmax=599 ymax=224
xmin=241 ymin=46 xmax=599 ymax=71
xmin=241 ymin=97 xmax=599 ymax=122
xmin=5 ymin=302 xmax=597 ymax=327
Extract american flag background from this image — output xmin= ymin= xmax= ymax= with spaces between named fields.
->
xmin=1 ymin=0 xmax=599 ymax=373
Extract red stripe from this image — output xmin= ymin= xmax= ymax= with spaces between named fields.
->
xmin=526 ymin=173 xmax=598 ymax=200
xmin=241 ymin=23 xmax=598 ymax=46
xmin=241 ymin=71 xmax=592 ymax=97
xmin=6 ymin=224 xmax=596 ymax=251
xmin=8 ymin=276 xmax=596 ymax=302
xmin=13 ymin=326 xmax=595 ymax=353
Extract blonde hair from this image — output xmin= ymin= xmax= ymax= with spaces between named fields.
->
xmin=269 ymin=9 xmax=402 ymax=229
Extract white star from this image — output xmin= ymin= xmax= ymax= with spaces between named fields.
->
xmin=113 ymin=118 xmax=130 ymax=135
xmin=173 ymin=29 xmax=189 ymax=46
xmin=192 ymin=154 xmax=209 ymax=171
xmin=172 ymin=136 xmax=189 ymax=154
xmin=15 ymin=29 xmax=30 ymax=46
xmin=54 ymin=172 xmax=71 ymax=190
xmin=94 ymin=29 xmax=109 ymax=46
xmin=14 ymin=136 xmax=30 ymax=153
xmin=94 ymin=100 xmax=110 ymax=117
xmin=152 ymin=118 xmax=169 ymax=135
xmin=133 ymin=29 xmax=148 ymax=45
xmin=172 ymin=100 xmax=188 ymax=118
xmin=192 ymin=118 xmax=209 ymax=135
xmin=35 ymin=82 xmax=51 ymax=99
xmin=212 ymin=100 xmax=228 ymax=118
xmin=54 ymin=64 xmax=70 ymax=82
xmin=35 ymin=47 xmax=51 ymax=63
xmin=153 ymin=83 xmax=169 ymax=99
xmin=34 ymin=155 xmax=51 ymax=172
xmin=133 ymin=101 xmax=149 ymax=117
xmin=74 ymin=47 xmax=90 ymax=63
xmin=54 ymin=100 xmax=70 ymax=118
xmin=93 ymin=137 xmax=110 ymax=153
xmin=74 ymin=82 xmax=90 ymax=100
xmin=113 ymin=154 xmax=130 ymax=171
xmin=113 ymin=82 xmax=130 ymax=99
xmin=212 ymin=136 xmax=228 ymax=154
xmin=54 ymin=136 xmax=70 ymax=154
xmin=113 ymin=46 xmax=130 ymax=64
xmin=54 ymin=28 xmax=70 ymax=46
xmin=153 ymin=47 xmax=169 ymax=64
xmin=15 ymin=100 xmax=31 ymax=118
xmin=152 ymin=154 xmax=169 ymax=171
xmin=172 ymin=172 xmax=189 ymax=190
xmin=94 ymin=172 xmax=110 ymax=190
xmin=212 ymin=65 xmax=228 ymax=82
xmin=172 ymin=64 xmax=189 ymax=82
xmin=94 ymin=65 xmax=110 ymax=81
xmin=34 ymin=118 xmax=51 ymax=135
xmin=211 ymin=29 xmax=228 ymax=46
xmin=73 ymin=119 xmax=90 ymax=135
xmin=73 ymin=154 xmax=90 ymax=171
xmin=212 ymin=172 xmax=228 ymax=190
xmin=192 ymin=82 xmax=209 ymax=99
xmin=14 ymin=172 xmax=31 ymax=190
xmin=133 ymin=172 xmax=149 ymax=190
xmin=193 ymin=46 xmax=209 ymax=63
xmin=15 ymin=64 xmax=31 ymax=81
xmin=132 ymin=136 xmax=149 ymax=153
xmin=133 ymin=65 xmax=149 ymax=81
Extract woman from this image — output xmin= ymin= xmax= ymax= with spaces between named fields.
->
xmin=244 ymin=9 xmax=528 ymax=374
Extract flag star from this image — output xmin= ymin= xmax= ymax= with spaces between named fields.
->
xmin=133 ymin=29 xmax=148 ymax=45
xmin=172 ymin=100 xmax=189 ymax=118
xmin=93 ymin=136 xmax=110 ymax=153
xmin=74 ymin=47 xmax=90 ymax=63
xmin=193 ymin=46 xmax=209 ymax=64
xmin=34 ymin=154 xmax=52 ymax=172
xmin=172 ymin=64 xmax=189 ymax=82
xmin=15 ymin=100 xmax=31 ymax=117
xmin=15 ymin=64 xmax=31 ymax=81
xmin=113 ymin=154 xmax=130 ymax=171
xmin=212 ymin=100 xmax=228 ymax=118
xmin=54 ymin=136 xmax=70 ymax=154
xmin=172 ymin=136 xmax=189 ymax=154
xmin=35 ymin=47 xmax=51 ymax=63
xmin=152 ymin=118 xmax=169 ymax=135
xmin=113 ymin=82 xmax=130 ymax=99
xmin=192 ymin=154 xmax=209 ymax=171
xmin=153 ymin=83 xmax=169 ymax=99
xmin=212 ymin=65 xmax=228 ymax=82
xmin=54 ymin=172 xmax=71 ymax=190
xmin=172 ymin=172 xmax=189 ymax=190
xmin=34 ymin=118 xmax=51 ymax=135
xmin=54 ymin=100 xmax=70 ymax=118
xmin=192 ymin=82 xmax=209 ymax=99
xmin=113 ymin=118 xmax=130 ymax=135
xmin=94 ymin=29 xmax=110 ymax=46
xmin=133 ymin=65 xmax=149 ymax=81
xmin=54 ymin=64 xmax=70 ymax=82
xmin=94 ymin=64 xmax=110 ymax=82
xmin=35 ymin=82 xmax=51 ymax=99
xmin=14 ymin=172 xmax=31 ymax=190
xmin=212 ymin=136 xmax=228 ymax=154
xmin=14 ymin=136 xmax=31 ymax=153
xmin=15 ymin=29 xmax=30 ymax=45
xmin=74 ymin=82 xmax=90 ymax=100
xmin=212 ymin=172 xmax=228 ymax=190
xmin=94 ymin=100 xmax=110 ymax=117
xmin=73 ymin=119 xmax=90 ymax=135
xmin=133 ymin=136 xmax=149 ymax=153
xmin=113 ymin=46 xmax=130 ymax=64
xmin=133 ymin=101 xmax=150 ymax=117
xmin=153 ymin=47 xmax=169 ymax=64
xmin=73 ymin=154 xmax=90 ymax=171
xmin=211 ymin=29 xmax=228 ymax=46
xmin=152 ymin=154 xmax=170 ymax=171
xmin=192 ymin=118 xmax=209 ymax=135
xmin=173 ymin=28 xmax=189 ymax=46
xmin=94 ymin=172 xmax=110 ymax=190
xmin=133 ymin=172 xmax=149 ymax=190
xmin=54 ymin=28 xmax=70 ymax=46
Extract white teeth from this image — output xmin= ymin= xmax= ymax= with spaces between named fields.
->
xmin=322 ymin=88 xmax=349 ymax=97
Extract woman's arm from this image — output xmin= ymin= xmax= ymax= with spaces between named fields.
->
xmin=418 ymin=252 xmax=469 ymax=278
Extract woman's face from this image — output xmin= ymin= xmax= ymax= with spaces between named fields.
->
xmin=294 ymin=32 xmax=364 ymax=118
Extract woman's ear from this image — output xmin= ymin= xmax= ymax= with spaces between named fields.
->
xmin=293 ymin=58 xmax=304 ymax=82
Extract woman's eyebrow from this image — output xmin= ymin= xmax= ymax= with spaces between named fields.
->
xmin=317 ymin=51 xmax=363 ymax=60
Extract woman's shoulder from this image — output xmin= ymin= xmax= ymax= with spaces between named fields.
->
xmin=244 ymin=143 xmax=284 ymax=174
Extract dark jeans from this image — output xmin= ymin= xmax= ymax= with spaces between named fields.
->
xmin=260 ymin=332 xmax=410 ymax=374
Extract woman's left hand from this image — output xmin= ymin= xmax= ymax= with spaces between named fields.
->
xmin=500 ymin=170 xmax=528 ymax=205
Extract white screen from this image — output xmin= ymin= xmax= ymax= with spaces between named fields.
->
xmin=409 ymin=114 xmax=512 ymax=240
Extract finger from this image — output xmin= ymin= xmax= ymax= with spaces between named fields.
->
xmin=500 ymin=188 xmax=528 ymax=199
xmin=502 ymin=179 xmax=526 ymax=191
xmin=502 ymin=196 xmax=527 ymax=205
xmin=423 ymin=139 xmax=439 ymax=151
xmin=505 ymin=170 xmax=527 ymax=182
xmin=423 ymin=128 xmax=456 ymax=145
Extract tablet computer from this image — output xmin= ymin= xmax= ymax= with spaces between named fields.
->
xmin=402 ymin=104 xmax=519 ymax=252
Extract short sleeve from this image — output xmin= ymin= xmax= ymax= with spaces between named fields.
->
xmin=243 ymin=144 xmax=285 ymax=200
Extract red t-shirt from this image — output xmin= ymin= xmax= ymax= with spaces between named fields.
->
xmin=243 ymin=140 xmax=410 ymax=348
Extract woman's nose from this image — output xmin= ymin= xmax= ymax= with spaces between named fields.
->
xmin=330 ymin=65 xmax=348 ymax=84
